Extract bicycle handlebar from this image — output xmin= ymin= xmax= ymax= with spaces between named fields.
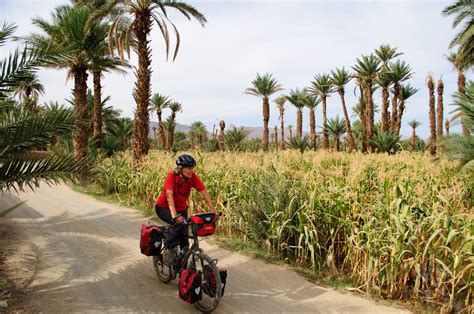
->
xmin=173 ymin=211 xmax=222 ymax=225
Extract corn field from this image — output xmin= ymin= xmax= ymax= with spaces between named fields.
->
xmin=95 ymin=151 xmax=473 ymax=312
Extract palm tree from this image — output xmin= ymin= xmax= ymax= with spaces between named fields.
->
xmin=447 ymin=52 xmax=470 ymax=135
xmin=189 ymin=121 xmax=208 ymax=147
xmin=288 ymin=124 xmax=294 ymax=139
xmin=396 ymin=83 xmax=418 ymax=135
xmin=86 ymin=89 xmax=118 ymax=140
xmin=286 ymin=135 xmax=310 ymax=154
xmin=446 ymin=118 xmax=450 ymax=135
xmin=224 ymin=127 xmax=251 ymax=151
xmin=442 ymin=80 xmax=474 ymax=169
xmin=29 ymin=4 xmax=112 ymax=160
xmin=442 ymin=1 xmax=474 ymax=69
xmin=330 ymin=67 xmax=356 ymax=151
xmin=437 ymin=78 xmax=444 ymax=140
xmin=149 ymin=93 xmax=172 ymax=149
xmin=374 ymin=44 xmax=402 ymax=133
xmin=309 ymin=74 xmax=334 ymax=150
xmin=285 ymin=88 xmax=306 ymax=139
xmin=104 ymin=117 xmax=133 ymax=156
xmin=219 ymin=120 xmax=225 ymax=150
xmin=326 ymin=115 xmax=347 ymax=151
xmin=376 ymin=72 xmax=392 ymax=132
xmin=375 ymin=44 xmax=402 ymax=66
xmin=167 ymin=101 xmax=182 ymax=151
xmin=354 ymin=78 xmax=368 ymax=152
xmin=274 ymin=95 xmax=286 ymax=150
xmin=387 ymin=60 xmax=413 ymax=133
xmin=88 ymin=18 xmax=129 ymax=149
xmin=427 ymin=74 xmax=437 ymax=156
xmin=245 ymin=73 xmax=283 ymax=150
xmin=352 ymin=55 xmax=381 ymax=150
xmin=13 ymin=72 xmax=44 ymax=103
xmin=302 ymin=94 xmax=321 ymax=149
xmin=408 ymin=120 xmax=421 ymax=152
xmin=86 ymin=0 xmax=206 ymax=167
xmin=370 ymin=131 xmax=401 ymax=154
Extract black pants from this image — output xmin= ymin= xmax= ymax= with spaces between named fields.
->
xmin=155 ymin=205 xmax=189 ymax=249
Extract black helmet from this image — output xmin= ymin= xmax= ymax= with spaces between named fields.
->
xmin=176 ymin=154 xmax=196 ymax=168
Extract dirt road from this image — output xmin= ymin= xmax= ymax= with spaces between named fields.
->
xmin=1 ymin=184 xmax=408 ymax=313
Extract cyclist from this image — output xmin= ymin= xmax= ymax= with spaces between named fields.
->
xmin=155 ymin=154 xmax=215 ymax=252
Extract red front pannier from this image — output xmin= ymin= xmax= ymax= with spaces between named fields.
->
xmin=179 ymin=269 xmax=202 ymax=304
xmin=190 ymin=213 xmax=218 ymax=236
xmin=140 ymin=223 xmax=163 ymax=256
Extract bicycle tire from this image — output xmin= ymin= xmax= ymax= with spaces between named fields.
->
xmin=153 ymin=251 xmax=173 ymax=284
xmin=190 ymin=253 xmax=222 ymax=313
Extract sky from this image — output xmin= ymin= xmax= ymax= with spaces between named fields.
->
xmin=0 ymin=0 xmax=470 ymax=139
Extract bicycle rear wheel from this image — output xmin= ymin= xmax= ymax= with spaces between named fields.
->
xmin=189 ymin=253 xmax=222 ymax=313
xmin=153 ymin=248 xmax=174 ymax=283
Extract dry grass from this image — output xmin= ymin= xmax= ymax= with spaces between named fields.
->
xmin=94 ymin=150 xmax=473 ymax=312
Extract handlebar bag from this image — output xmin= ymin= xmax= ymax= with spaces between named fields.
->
xmin=179 ymin=269 xmax=202 ymax=304
xmin=190 ymin=213 xmax=218 ymax=236
xmin=140 ymin=224 xmax=163 ymax=256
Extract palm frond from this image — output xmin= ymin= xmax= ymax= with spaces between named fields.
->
xmin=0 ymin=22 xmax=17 ymax=46
xmin=0 ymin=152 xmax=91 ymax=192
xmin=0 ymin=107 xmax=75 ymax=157
xmin=285 ymin=135 xmax=310 ymax=154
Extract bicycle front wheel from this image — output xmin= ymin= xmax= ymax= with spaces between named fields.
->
xmin=189 ymin=253 xmax=222 ymax=313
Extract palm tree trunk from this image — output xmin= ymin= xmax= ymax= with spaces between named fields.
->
xmin=365 ymin=82 xmax=374 ymax=151
xmin=296 ymin=109 xmax=302 ymax=139
xmin=219 ymin=120 xmax=225 ymax=150
xmin=338 ymin=89 xmax=356 ymax=152
xmin=322 ymin=95 xmax=329 ymax=150
xmin=396 ymin=99 xmax=405 ymax=136
xmin=428 ymin=76 xmax=436 ymax=156
xmin=358 ymin=86 xmax=367 ymax=153
xmin=262 ymin=97 xmax=270 ymax=151
xmin=72 ymin=66 xmax=89 ymax=160
xmin=274 ymin=126 xmax=278 ymax=149
xmin=335 ymin=137 xmax=340 ymax=152
xmin=381 ymin=87 xmax=390 ymax=132
xmin=158 ymin=112 xmax=166 ymax=149
xmin=437 ymin=79 xmax=444 ymax=139
xmin=92 ymin=69 xmax=103 ymax=149
xmin=289 ymin=127 xmax=293 ymax=139
xmin=279 ymin=108 xmax=285 ymax=150
xmin=391 ymin=83 xmax=400 ymax=132
xmin=410 ymin=128 xmax=415 ymax=152
xmin=458 ymin=72 xmax=469 ymax=135
xmin=309 ymin=109 xmax=316 ymax=149
xmin=168 ymin=114 xmax=176 ymax=151
xmin=132 ymin=11 xmax=152 ymax=168
xmin=445 ymin=119 xmax=450 ymax=135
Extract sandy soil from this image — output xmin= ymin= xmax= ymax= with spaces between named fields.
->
xmin=0 ymin=184 xmax=409 ymax=313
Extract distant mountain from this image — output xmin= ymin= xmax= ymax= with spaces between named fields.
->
xmin=149 ymin=121 xmax=308 ymax=140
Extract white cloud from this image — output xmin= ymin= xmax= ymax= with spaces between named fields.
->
xmin=0 ymin=0 xmax=470 ymax=139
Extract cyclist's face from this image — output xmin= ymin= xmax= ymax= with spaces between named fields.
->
xmin=181 ymin=166 xmax=194 ymax=179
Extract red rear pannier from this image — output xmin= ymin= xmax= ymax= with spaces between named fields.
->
xmin=140 ymin=223 xmax=162 ymax=256
xmin=179 ymin=269 xmax=202 ymax=304
xmin=190 ymin=213 xmax=218 ymax=236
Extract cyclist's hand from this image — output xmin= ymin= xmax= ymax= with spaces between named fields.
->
xmin=173 ymin=215 xmax=184 ymax=224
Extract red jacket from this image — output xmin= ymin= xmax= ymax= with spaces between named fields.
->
xmin=156 ymin=171 xmax=205 ymax=212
